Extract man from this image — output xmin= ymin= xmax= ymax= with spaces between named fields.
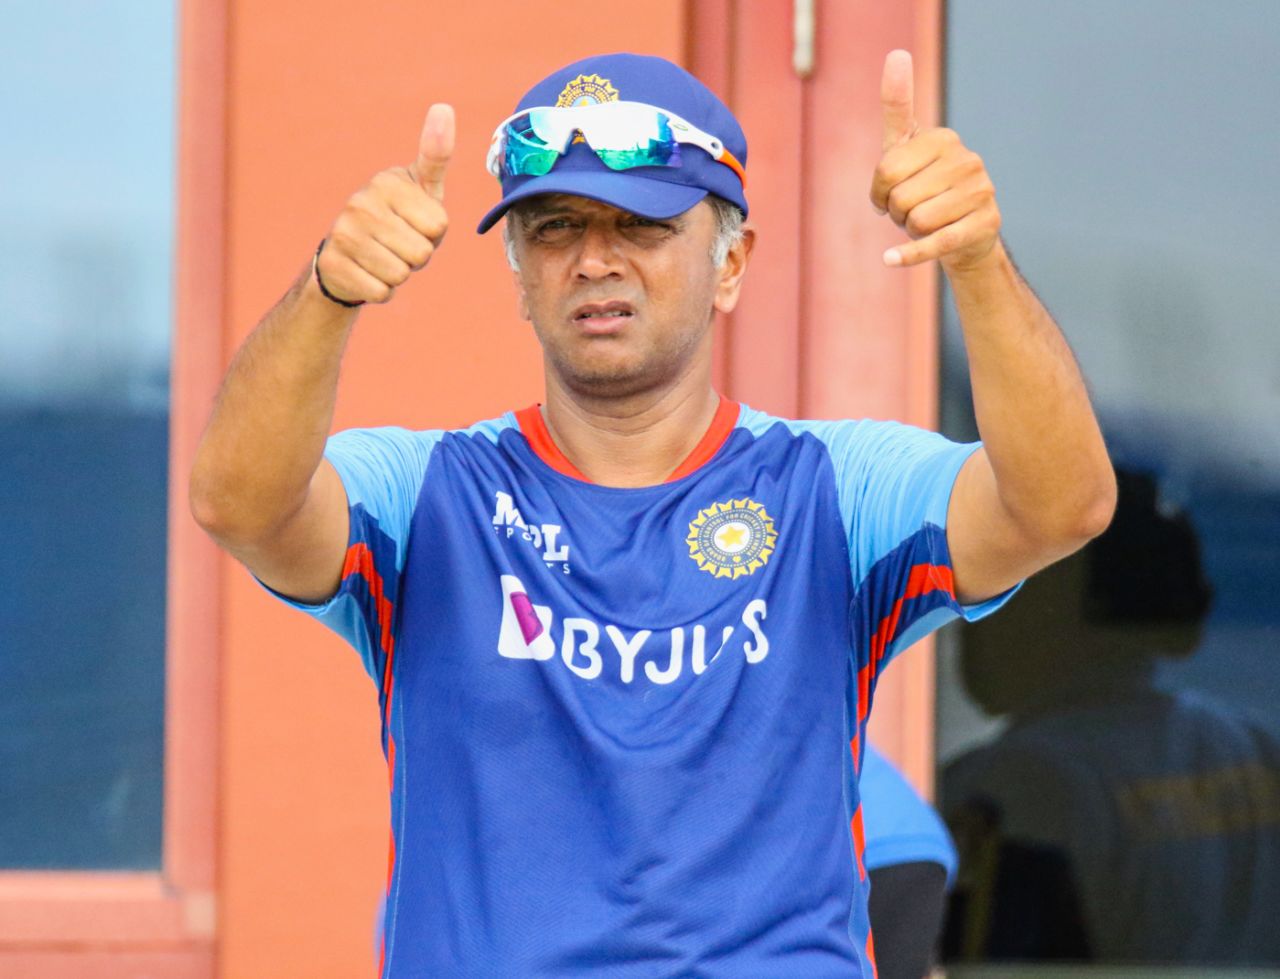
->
xmin=190 ymin=51 xmax=1113 ymax=978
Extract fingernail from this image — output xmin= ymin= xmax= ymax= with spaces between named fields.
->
xmin=873 ymin=204 xmax=888 ymax=215
xmin=883 ymin=248 xmax=903 ymax=267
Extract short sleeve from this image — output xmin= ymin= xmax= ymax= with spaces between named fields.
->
xmin=264 ymin=426 xmax=444 ymax=682
xmin=805 ymin=418 xmax=1018 ymax=668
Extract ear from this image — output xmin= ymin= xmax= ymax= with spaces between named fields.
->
xmin=713 ymin=224 xmax=756 ymax=315
xmin=512 ymin=269 xmax=531 ymax=321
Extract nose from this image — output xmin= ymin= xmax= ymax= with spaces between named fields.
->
xmin=573 ymin=224 xmax=625 ymax=281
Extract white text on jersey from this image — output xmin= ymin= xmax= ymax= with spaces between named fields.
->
xmin=492 ymin=491 xmax=571 ymax=573
xmin=498 ymin=574 xmax=768 ymax=686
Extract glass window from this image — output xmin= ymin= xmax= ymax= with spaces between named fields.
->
xmin=937 ymin=0 xmax=1280 ymax=968
xmin=0 ymin=2 xmax=175 ymax=869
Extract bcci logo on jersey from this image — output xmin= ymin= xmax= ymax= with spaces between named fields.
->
xmin=686 ymin=498 xmax=778 ymax=580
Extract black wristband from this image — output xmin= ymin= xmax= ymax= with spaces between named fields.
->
xmin=312 ymin=238 xmax=365 ymax=308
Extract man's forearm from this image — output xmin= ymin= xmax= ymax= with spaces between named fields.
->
xmin=189 ymin=265 xmax=358 ymax=544
xmin=947 ymin=239 xmax=1114 ymax=543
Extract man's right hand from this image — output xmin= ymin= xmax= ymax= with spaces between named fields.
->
xmin=314 ymin=103 xmax=455 ymax=305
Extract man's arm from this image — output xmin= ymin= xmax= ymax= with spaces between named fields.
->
xmin=869 ymin=52 xmax=1114 ymax=603
xmin=188 ymin=104 xmax=455 ymax=602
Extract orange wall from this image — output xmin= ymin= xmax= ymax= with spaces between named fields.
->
xmin=218 ymin=4 xmax=686 ymax=977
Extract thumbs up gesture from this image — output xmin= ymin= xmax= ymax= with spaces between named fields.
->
xmin=314 ymin=103 xmax=455 ymax=306
xmin=869 ymin=51 xmax=1000 ymax=273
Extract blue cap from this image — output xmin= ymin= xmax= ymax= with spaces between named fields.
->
xmin=476 ymin=53 xmax=748 ymax=234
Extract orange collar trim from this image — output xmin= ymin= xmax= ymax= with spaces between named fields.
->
xmin=514 ymin=395 xmax=741 ymax=485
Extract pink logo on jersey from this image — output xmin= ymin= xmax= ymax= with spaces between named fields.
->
xmin=510 ymin=590 xmax=544 ymax=644
xmin=498 ymin=574 xmax=555 ymax=660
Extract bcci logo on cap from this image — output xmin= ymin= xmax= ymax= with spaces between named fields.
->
xmin=556 ymin=73 xmax=619 ymax=107
xmin=687 ymin=498 xmax=778 ymax=580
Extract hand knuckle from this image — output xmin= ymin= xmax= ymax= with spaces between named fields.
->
xmin=327 ymin=225 xmax=355 ymax=254
xmin=372 ymin=169 xmax=402 ymax=192
xmin=348 ymin=192 xmax=378 ymax=221
xmin=412 ymin=241 xmax=435 ymax=267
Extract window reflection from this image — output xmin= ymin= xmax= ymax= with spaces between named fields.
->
xmin=938 ymin=0 xmax=1280 ymax=968
xmin=942 ymin=472 xmax=1280 ymax=964
xmin=0 ymin=2 xmax=173 ymax=869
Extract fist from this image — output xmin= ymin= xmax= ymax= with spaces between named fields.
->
xmin=315 ymin=103 xmax=455 ymax=305
xmin=869 ymin=51 xmax=1001 ymax=273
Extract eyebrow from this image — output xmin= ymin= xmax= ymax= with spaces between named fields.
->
xmin=515 ymin=197 xmax=583 ymax=221
xmin=513 ymin=199 xmax=688 ymax=230
xmin=518 ymin=207 xmax=570 ymax=224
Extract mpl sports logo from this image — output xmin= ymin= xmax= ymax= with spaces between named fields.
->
xmin=492 ymin=491 xmax=571 ymax=574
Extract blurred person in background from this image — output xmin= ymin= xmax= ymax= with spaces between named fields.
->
xmin=943 ymin=470 xmax=1280 ymax=965
xmin=861 ymin=744 xmax=957 ymax=979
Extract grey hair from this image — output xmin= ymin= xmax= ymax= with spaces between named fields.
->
xmin=706 ymin=194 xmax=746 ymax=269
xmin=502 ymin=195 xmax=745 ymax=272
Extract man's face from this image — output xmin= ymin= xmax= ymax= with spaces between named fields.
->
xmin=508 ymin=195 xmax=750 ymax=398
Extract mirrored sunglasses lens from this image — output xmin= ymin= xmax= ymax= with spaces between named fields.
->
xmin=525 ymin=108 xmax=568 ymax=146
xmin=502 ymin=116 xmax=560 ymax=176
xmin=591 ymin=112 xmax=677 ymax=171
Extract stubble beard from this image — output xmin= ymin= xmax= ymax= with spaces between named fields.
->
xmin=544 ymin=326 xmax=707 ymax=402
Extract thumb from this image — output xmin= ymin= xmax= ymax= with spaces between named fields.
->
xmin=410 ymin=103 xmax=455 ymax=200
xmin=880 ymin=50 xmax=916 ymax=152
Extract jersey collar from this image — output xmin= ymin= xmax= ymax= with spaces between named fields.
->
xmin=514 ymin=394 xmax=740 ymax=484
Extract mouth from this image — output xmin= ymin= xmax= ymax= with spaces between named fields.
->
xmin=571 ymin=301 xmax=635 ymax=334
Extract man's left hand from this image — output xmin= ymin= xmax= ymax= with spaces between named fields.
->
xmin=869 ymin=50 xmax=1001 ymax=273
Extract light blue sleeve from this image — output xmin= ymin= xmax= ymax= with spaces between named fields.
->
xmin=809 ymin=418 xmax=974 ymax=585
xmin=805 ymin=417 xmax=1015 ymax=624
xmin=264 ymin=426 xmax=445 ymax=681
xmin=740 ymin=410 xmax=1019 ymax=673
xmin=859 ymin=745 xmax=958 ymax=886
xmin=323 ymin=427 xmax=443 ymax=572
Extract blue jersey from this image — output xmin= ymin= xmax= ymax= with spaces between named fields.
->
xmin=273 ymin=399 xmax=1010 ymax=978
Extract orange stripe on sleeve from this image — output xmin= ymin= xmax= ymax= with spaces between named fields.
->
xmin=850 ymin=804 xmax=868 ymax=882
xmin=859 ymin=562 xmax=954 ymax=723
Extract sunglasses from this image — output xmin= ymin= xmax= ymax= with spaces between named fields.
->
xmin=486 ymin=100 xmax=746 ymax=185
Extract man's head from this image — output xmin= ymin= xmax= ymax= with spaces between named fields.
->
xmin=480 ymin=54 xmax=754 ymax=399
xmin=959 ymin=470 xmax=1214 ymax=717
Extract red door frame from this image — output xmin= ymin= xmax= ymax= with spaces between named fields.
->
xmin=691 ymin=0 xmax=944 ymax=792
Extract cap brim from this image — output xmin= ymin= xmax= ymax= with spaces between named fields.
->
xmin=476 ymin=170 xmax=709 ymax=234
